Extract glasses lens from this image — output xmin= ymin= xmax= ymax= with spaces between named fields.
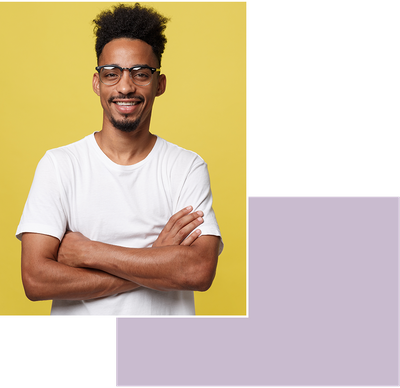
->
xmin=131 ymin=67 xmax=153 ymax=86
xmin=100 ymin=67 xmax=122 ymax=85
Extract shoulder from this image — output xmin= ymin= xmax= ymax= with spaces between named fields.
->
xmin=42 ymin=134 xmax=93 ymax=169
xmin=154 ymin=137 xmax=211 ymax=188
xmin=46 ymin=134 xmax=92 ymax=158
xmin=155 ymin=137 xmax=206 ymax=169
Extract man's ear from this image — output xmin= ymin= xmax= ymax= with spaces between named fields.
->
xmin=93 ymin=73 xmax=101 ymax=96
xmin=156 ymin=74 xmax=166 ymax=97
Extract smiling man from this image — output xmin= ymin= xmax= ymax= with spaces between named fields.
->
xmin=16 ymin=3 xmax=223 ymax=315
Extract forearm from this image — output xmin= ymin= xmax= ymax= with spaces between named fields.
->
xmin=86 ymin=243 xmax=201 ymax=291
xmin=23 ymin=260 xmax=140 ymax=301
xmin=57 ymin=209 xmax=220 ymax=292
xmin=63 ymin=236 xmax=219 ymax=292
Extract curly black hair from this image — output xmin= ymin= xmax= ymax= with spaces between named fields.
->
xmin=93 ymin=3 xmax=169 ymax=66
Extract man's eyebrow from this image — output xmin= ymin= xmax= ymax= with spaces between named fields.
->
xmin=132 ymin=64 xmax=151 ymax=67
xmin=102 ymin=64 xmax=152 ymax=68
xmin=129 ymin=64 xmax=154 ymax=69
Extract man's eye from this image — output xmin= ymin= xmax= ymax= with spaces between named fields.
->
xmin=101 ymin=68 xmax=121 ymax=79
xmin=135 ymin=72 xmax=150 ymax=79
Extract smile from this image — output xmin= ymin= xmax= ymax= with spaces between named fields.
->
xmin=112 ymin=99 xmax=142 ymax=116
xmin=115 ymin=101 xmax=140 ymax=106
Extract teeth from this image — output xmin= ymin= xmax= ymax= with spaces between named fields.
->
xmin=115 ymin=101 xmax=138 ymax=106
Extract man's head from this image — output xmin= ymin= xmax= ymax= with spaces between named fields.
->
xmin=93 ymin=3 xmax=169 ymax=67
xmin=92 ymin=3 xmax=168 ymax=134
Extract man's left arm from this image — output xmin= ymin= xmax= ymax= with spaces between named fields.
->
xmin=58 ymin=153 xmax=222 ymax=292
xmin=108 ymin=235 xmax=220 ymax=291
xmin=58 ymin=232 xmax=220 ymax=292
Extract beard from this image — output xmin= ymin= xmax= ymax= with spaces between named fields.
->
xmin=108 ymin=93 xmax=144 ymax=133
xmin=110 ymin=115 xmax=141 ymax=133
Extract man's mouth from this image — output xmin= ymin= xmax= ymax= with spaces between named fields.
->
xmin=109 ymin=94 xmax=144 ymax=105
xmin=114 ymin=101 xmax=141 ymax=106
xmin=110 ymin=96 xmax=143 ymax=115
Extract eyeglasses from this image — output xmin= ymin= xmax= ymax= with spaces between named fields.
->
xmin=95 ymin=65 xmax=160 ymax=86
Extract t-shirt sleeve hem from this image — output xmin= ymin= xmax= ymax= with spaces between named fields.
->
xmin=198 ymin=230 xmax=224 ymax=256
xmin=16 ymin=223 xmax=64 ymax=242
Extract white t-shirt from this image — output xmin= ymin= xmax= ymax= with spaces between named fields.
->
xmin=16 ymin=133 xmax=222 ymax=315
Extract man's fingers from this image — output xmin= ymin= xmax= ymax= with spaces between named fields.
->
xmin=164 ymin=207 xmax=203 ymax=235
xmin=180 ymin=229 xmax=201 ymax=246
xmin=162 ymin=206 xmax=193 ymax=232
xmin=153 ymin=206 xmax=204 ymax=247
xmin=174 ymin=215 xmax=204 ymax=244
xmin=170 ymin=210 xmax=204 ymax=234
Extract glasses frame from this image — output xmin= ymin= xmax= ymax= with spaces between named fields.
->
xmin=95 ymin=65 xmax=161 ymax=86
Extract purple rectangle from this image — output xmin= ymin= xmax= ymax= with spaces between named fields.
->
xmin=117 ymin=197 xmax=398 ymax=385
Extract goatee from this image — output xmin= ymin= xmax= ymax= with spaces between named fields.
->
xmin=108 ymin=93 xmax=144 ymax=133
xmin=110 ymin=115 xmax=141 ymax=133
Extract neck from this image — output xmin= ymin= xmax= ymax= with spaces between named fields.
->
xmin=95 ymin=124 xmax=157 ymax=166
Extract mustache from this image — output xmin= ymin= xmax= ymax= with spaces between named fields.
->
xmin=108 ymin=94 xmax=144 ymax=103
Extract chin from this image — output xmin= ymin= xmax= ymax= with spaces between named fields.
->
xmin=110 ymin=116 xmax=141 ymax=133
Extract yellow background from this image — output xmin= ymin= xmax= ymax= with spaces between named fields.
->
xmin=0 ymin=2 xmax=246 ymax=315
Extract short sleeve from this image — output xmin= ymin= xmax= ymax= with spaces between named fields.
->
xmin=171 ymin=155 xmax=223 ymax=255
xmin=16 ymin=152 xmax=67 ymax=241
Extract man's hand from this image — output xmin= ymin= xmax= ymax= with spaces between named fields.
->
xmin=152 ymin=206 xmax=204 ymax=248
xmin=53 ymin=205 xmax=217 ymax=292
xmin=58 ymin=231 xmax=90 ymax=268
xmin=58 ymin=206 xmax=203 ymax=267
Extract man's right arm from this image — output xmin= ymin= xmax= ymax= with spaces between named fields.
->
xmin=21 ymin=207 xmax=202 ymax=301
xmin=21 ymin=233 xmax=140 ymax=301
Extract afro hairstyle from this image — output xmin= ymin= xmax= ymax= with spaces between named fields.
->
xmin=93 ymin=3 xmax=170 ymax=66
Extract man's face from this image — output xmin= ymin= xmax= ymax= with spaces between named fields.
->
xmin=93 ymin=38 xmax=166 ymax=134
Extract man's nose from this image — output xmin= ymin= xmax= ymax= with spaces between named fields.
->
xmin=116 ymin=69 xmax=137 ymax=93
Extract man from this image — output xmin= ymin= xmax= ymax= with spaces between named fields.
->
xmin=16 ymin=3 xmax=222 ymax=315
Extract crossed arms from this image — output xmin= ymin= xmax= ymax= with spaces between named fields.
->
xmin=21 ymin=206 xmax=220 ymax=301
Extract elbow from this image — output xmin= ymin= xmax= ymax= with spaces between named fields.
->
xmin=185 ymin=256 xmax=218 ymax=292
xmin=195 ymin=266 xmax=216 ymax=292
xmin=25 ymin=292 xmax=41 ymax=302
xmin=21 ymin=269 xmax=44 ymax=301
xmin=22 ymin=282 xmax=40 ymax=302
xmin=195 ymin=278 xmax=214 ymax=292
